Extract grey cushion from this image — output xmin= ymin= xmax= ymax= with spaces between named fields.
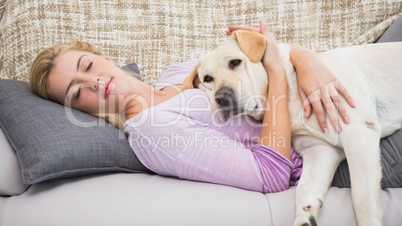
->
xmin=122 ymin=63 xmax=141 ymax=74
xmin=0 ymin=79 xmax=151 ymax=185
xmin=377 ymin=16 xmax=402 ymax=43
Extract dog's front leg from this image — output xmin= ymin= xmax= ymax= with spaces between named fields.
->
xmin=292 ymin=136 xmax=344 ymax=226
xmin=340 ymin=124 xmax=382 ymax=226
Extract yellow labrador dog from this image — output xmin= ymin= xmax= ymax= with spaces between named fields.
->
xmin=182 ymin=30 xmax=402 ymax=226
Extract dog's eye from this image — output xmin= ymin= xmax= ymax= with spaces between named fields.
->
xmin=204 ymin=75 xmax=214 ymax=83
xmin=229 ymin=59 xmax=242 ymax=69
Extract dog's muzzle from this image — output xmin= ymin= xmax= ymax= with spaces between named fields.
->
xmin=215 ymin=86 xmax=235 ymax=108
xmin=214 ymin=86 xmax=264 ymax=121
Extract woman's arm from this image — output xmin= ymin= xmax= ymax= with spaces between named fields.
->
xmin=256 ymin=19 xmax=291 ymax=160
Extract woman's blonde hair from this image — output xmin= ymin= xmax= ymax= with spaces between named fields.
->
xmin=29 ymin=40 xmax=137 ymax=129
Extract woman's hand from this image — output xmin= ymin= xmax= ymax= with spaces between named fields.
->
xmin=259 ymin=20 xmax=284 ymax=75
xmin=227 ymin=25 xmax=259 ymax=35
xmin=289 ymin=45 xmax=355 ymax=134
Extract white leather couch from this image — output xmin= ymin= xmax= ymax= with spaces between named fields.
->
xmin=2 ymin=1 xmax=402 ymax=225
xmin=1 ymin=127 xmax=402 ymax=226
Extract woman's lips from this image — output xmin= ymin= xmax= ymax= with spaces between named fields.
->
xmin=104 ymin=78 xmax=113 ymax=99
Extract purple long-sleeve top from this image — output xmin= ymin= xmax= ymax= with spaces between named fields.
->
xmin=124 ymin=59 xmax=303 ymax=193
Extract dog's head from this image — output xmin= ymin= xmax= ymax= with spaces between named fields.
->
xmin=182 ymin=31 xmax=268 ymax=121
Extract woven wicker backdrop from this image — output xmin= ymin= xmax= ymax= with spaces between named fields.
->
xmin=0 ymin=0 xmax=401 ymax=85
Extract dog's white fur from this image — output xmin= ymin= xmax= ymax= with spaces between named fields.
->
xmin=183 ymin=32 xmax=402 ymax=225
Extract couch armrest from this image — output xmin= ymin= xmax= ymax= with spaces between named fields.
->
xmin=0 ymin=127 xmax=28 ymax=196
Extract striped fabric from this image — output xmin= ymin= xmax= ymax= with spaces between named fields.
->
xmin=252 ymin=145 xmax=303 ymax=193
xmin=1 ymin=0 xmax=402 ymax=85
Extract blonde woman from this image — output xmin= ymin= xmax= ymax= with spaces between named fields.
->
xmin=29 ymin=20 xmax=402 ymax=192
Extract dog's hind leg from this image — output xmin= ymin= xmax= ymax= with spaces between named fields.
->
xmin=340 ymin=123 xmax=382 ymax=226
xmin=292 ymin=135 xmax=344 ymax=226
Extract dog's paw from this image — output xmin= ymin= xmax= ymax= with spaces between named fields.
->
xmin=294 ymin=215 xmax=317 ymax=226
xmin=294 ymin=198 xmax=322 ymax=226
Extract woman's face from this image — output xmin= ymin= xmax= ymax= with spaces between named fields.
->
xmin=48 ymin=50 xmax=133 ymax=114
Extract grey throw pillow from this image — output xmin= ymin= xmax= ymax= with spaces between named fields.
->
xmin=377 ymin=16 xmax=402 ymax=43
xmin=0 ymin=79 xmax=151 ymax=185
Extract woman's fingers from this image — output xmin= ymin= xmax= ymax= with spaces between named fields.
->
xmin=259 ymin=19 xmax=276 ymax=41
xmin=298 ymin=87 xmax=312 ymax=119
xmin=227 ymin=25 xmax=259 ymax=32
xmin=307 ymin=89 xmax=328 ymax=133
xmin=329 ymin=82 xmax=350 ymax=125
xmin=259 ymin=19 xmax=268 ymax=32
xmin=304 ymin=80 xmax=353 ymax=133
xmin=227 ymin=19 xmax=273 ymax=37
xmin=311 ymin=99 xmax=329 ymax=134
xmin=337 ymin=82 xmax=355 ymax=108
xmin=226 ymin=26 xmax=259 ymax=35
xmin=323 ymin=83 xmax=341 ymax=133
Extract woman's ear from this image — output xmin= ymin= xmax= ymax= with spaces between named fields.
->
xmin=181 ymin=63 xmax=201 ymax=90
xmin=233 ymin=30 xmax=266 ymax=63
xmin=100 ymin=52 xmax=113 ymax=63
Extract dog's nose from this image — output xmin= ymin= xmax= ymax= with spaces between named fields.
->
xmin=215 ymin=86 xmax=235 ymax=107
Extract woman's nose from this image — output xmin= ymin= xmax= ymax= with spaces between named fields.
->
xmin=91 ymin=82 xmax=98 ymax=91
xmin=83 ymin=77 xmax=101 ymax=90
xmin=89 ymin=77 xmax=105 ymax=91
xmin=79 ymin=81 xmax=98 ymax=92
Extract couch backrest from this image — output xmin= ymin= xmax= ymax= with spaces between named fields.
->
xmin=1 ymin=0 xmax=401 ymax=85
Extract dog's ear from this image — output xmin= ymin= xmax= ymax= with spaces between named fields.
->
xmin=181 ymin=63 xmax=201 ymax=90
xmin=233 ymin=31 xmax=266 ymax=63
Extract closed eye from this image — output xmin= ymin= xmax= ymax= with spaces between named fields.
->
xmin=229 ymin=59 xmax=242 ymax=69
xmin=75 ymin=86 xmax=81 ymax=99
xmin=86 ymin=62 xmax=93 ymax=72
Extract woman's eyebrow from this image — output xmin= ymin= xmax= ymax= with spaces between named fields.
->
xmin=65 ymin=54 xmax=87 ymax=96
xmin=77 ymin=55 xmax=86 ymax=71
xmin=65 ymin=79 xmax=75 ymax=96
xmin=65 ymin=54 xmax=86 ymax=96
